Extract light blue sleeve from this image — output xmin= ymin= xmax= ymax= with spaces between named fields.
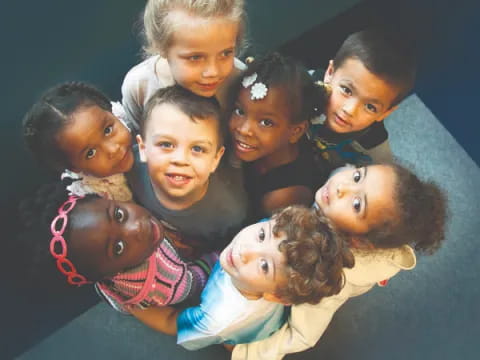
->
xmin=177 ymin=302 xmax=224 ymax=350
xmin=176 ymin=262 xmax=230 ymax=350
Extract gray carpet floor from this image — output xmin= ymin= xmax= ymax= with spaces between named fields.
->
xmin=18 ymin=94 xmax=480 ymax=360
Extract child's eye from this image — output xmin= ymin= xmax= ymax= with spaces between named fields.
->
xmin=260 ymin=259 xmax=269 ymax=274
xmin=192 ymin=145 xmax=205 ymax=153
xmin=221 ymin=49 xmax=234 ymax=58
xmin=234 ymin=107 xmax=244 ymax=116
xmin=114 ymin=207 xmax=126 ymax=222
xmin=188 ymin=55 xmax=203 ymax=61
xmin=259 ymin=119 xmax=273 ymax=127
xmin=352 ymin=197 xmax=362 ymax=213
xmin=86 ymin=148 xmax=96 ymax=159
xmin=353 ymin=170 xmax=362 ymax=183
xmin=158 ymin=141 xmax=173 ymax=149
xmin=104 ymin=125 xmax=113 ymax=136
xmin=340 ymin=85 xmax=352 ymax=96
xmin=365 ymin=103 xmax=377 ymax=113
xmin=114 ymin=240 xmax=125 ymax=256
xmin=258 ymin=227 xmax=265 ymax=242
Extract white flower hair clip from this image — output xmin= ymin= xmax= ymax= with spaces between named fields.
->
xmin=242 ymin=73 xmax=257 ymax=88
xmin=241 ymin=72 xmax=268 ymax=100
xmin=250 ymin=82 xmax=268 ymax=100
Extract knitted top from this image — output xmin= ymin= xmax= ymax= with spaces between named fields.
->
xmin=96 ymin=237 xmax=203 ymax=313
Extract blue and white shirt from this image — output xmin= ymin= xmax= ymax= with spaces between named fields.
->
xmin=177 ymin=262 xmax=286 ymax=350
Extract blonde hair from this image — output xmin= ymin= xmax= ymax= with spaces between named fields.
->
xmin=143 ymin=0 xmax=246 ymax=56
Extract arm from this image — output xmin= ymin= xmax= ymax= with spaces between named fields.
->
xmin=129 ymin=306 xmax=180 ymax=336
xmin=261 ymin=186 xmax=313 ymax=216
xmin=232 ymin=288 xmax=351 ymax=360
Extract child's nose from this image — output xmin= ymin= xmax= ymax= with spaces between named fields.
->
xmin=236 ymin=118 xmax=253 ymax=136
xmin=123 ymin=217 xmax=142 ymax=238
xmin=336 ymin=182 xmax=351 ymax=198
xmin=342 ymin=98 xmax=359 ymax=116
xmin=240 ymin=244 xmax=261 ymax=264
xmin=202 ymin=59 xmax=219 ymax=78
xmin=105 ymin=142 xmax=120 ymax=158
xmin=170 ymin=148 xmax=189 ymax=166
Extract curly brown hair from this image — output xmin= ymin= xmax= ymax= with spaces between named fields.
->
xmin=272 ymin=205 xmax=354 ymax=305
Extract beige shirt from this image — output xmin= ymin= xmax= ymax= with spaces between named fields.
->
xmin=232 ymin=246 xmax=416 ymax=360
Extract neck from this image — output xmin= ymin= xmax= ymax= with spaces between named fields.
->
xmin=151 ymin=180 xmax=209 ymax=211
xmin=230 ymin=277 xmax=262 ymax=300
xmin=254 ymin=143 xmax=299 ymax=174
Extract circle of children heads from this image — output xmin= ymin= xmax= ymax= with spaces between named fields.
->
xmin=19 ymin=0 xmax=447 ymax=310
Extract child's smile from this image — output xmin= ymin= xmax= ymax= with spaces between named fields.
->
xmin=69 ymin=198 xmax=164 ymax=280
xmin=229 ymin=87 xmax=300 ymax=169
xmin=138 ymin=103 xmax=224 ymax=210
xmin=220 ymin=219 xmax=287 ymax=298
xmin=165 ymin=10 xmax=238 ymax=97
xmin=323 ymin=58 xmax=399 ymax=133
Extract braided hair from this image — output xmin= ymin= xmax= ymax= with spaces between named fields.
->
xmin=17 ymin=179 xmax=99 ymax=293
xmin=22 ymin=81 xmax=112 ymax=172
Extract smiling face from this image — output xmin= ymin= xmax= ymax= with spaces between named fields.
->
xmin=138 ymin=103 xmax=224 ymax=210
xmin=68 ymin=198 xmax=163 ymax=280
xmin=56 ymin=105 xmax=134 ymax=177
xmin=165 ymin=11 xmax=238 ymax=98
xmin=229 ymin=87 xmax=306 ymax=166
xmin=219 ymin=219 xmax=288 ymax=300
xmin=323 ymin=58 xmax=400 ymax=134
xmin=314 ymin=164 xmax=397 ymax=235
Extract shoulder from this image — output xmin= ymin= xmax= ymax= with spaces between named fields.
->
xmin=345 ymin=245 xmax=417 ymax=287
xmin=262 ymin=186 xmax=313 ymax=214
xmin=355 ymin=122 xmax=389 ymax=149
xmin=123 ymin=56 xmax=158 ymax=85
xmin=122 ymin=56 xmax=174 ymax=97
xmin=254 ymin=149 xmax=317 ymax=193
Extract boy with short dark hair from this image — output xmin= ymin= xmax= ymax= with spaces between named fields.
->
xmin=310 ymin=28 xmax=417 ymax=167
xmin=128 ymin=85 xmax=247 ymax=255
xmin=129 ymin=205 xmax=354 ymax=350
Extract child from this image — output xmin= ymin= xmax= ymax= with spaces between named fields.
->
xmin=23 ymin=82 xmax=134 ymax=201
xmin=228 ymin=53 xmax=331 ymax=221
xmin=17 ymin=180 xmax=217 ymax=312
xmin=232 ymin=162 xmax=448 ymax=360
xmin=122 ymin=0 xmax=247 ymax=129
xmin=309 ymin=28 xmax=417 ymax=167
xmin=129 ymin=205 xmax=354 ymax=350
xmin=128 ymin=85 xmax=247 ymax=253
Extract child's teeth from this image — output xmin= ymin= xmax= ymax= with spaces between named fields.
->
xmin=239 ymin=142 xmax=252 ymax=149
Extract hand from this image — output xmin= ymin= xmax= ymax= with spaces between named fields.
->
xmin=223 ymin=343 xmax=235 ymax=352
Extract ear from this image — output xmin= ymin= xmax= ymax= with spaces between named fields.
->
xmin=289 ymin=121 xmax=308 ymax=144
xmin=136 ymin=134 xmax=147 ymax=163
xmin=210 ymin=146 xmax=225 ymax=173
xmin=350 ymin=235 xmax=375 ymax=250
xmin=375 ymin=104 xmax=398 ymax=123
xmin=323 ymin=60 xmax=335 ymax=83
xmin=263 ymin=292 xmax=290 ymax=305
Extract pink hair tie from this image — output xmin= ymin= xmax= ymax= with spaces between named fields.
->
xmin=50 ymin=195 xmax=91 ymax=286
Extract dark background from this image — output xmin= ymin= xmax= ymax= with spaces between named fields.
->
xmin=1 ymin=0 xmax=478 ymax=358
